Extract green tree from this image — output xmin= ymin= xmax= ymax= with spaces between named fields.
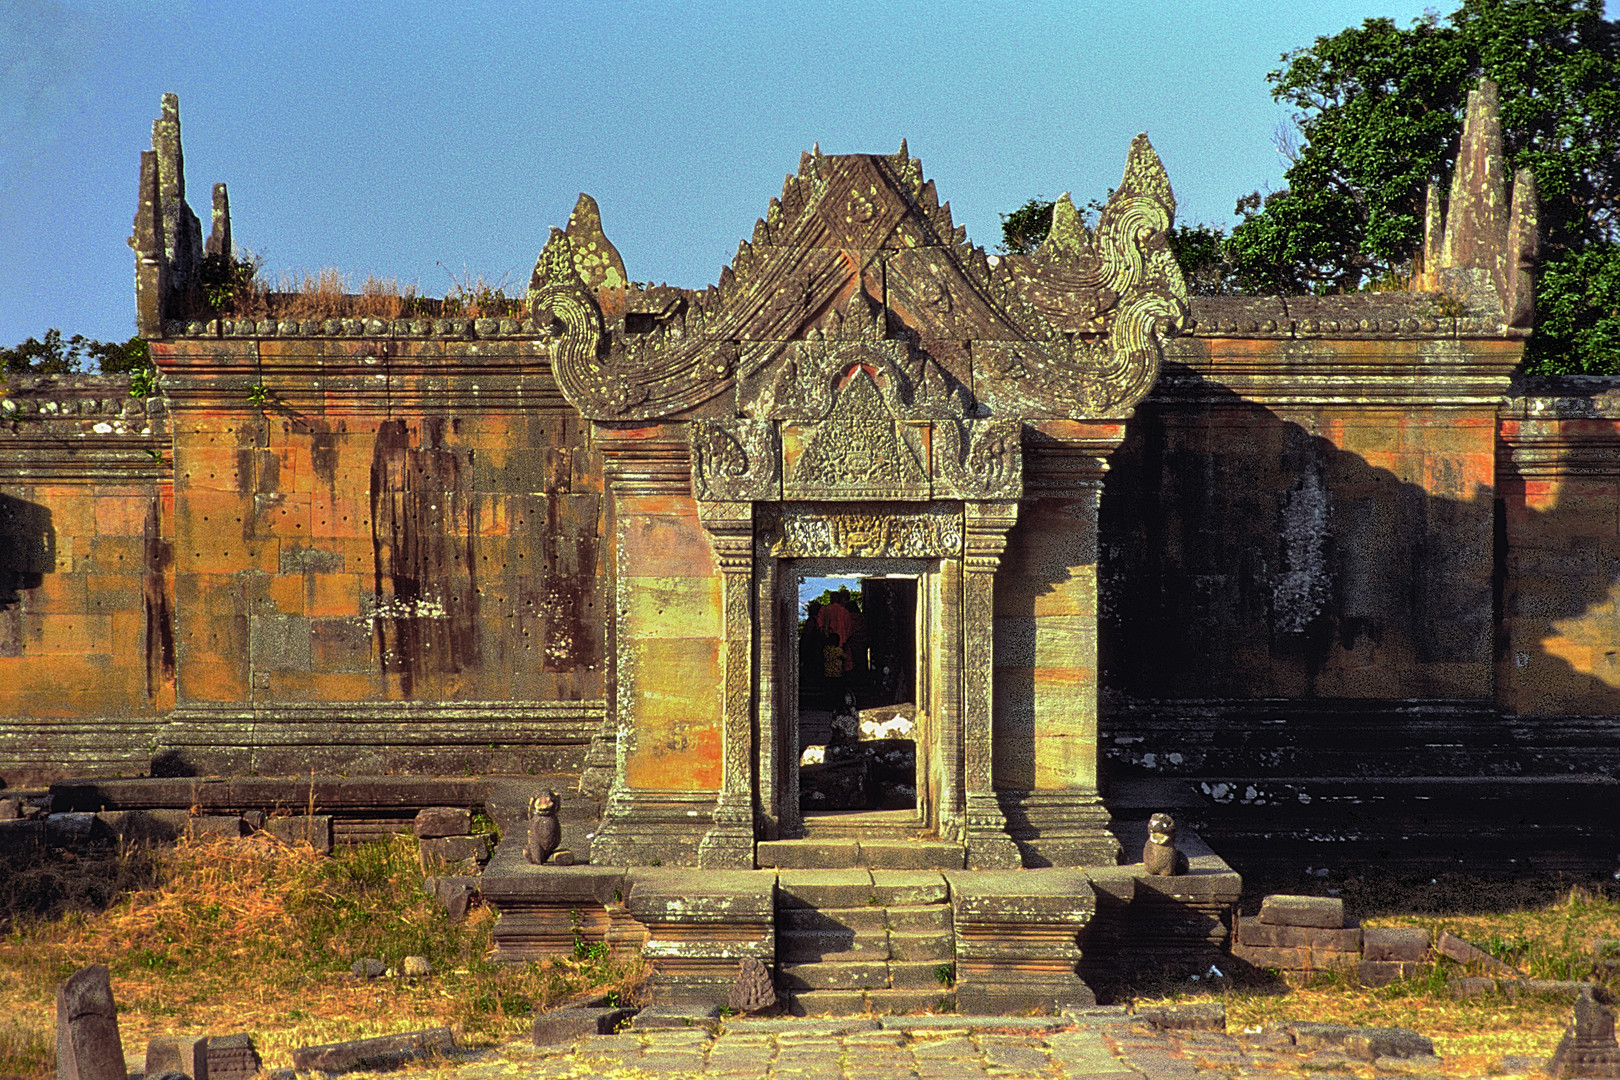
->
xmin=1227 ymin=0 xmax=1620 ymax=372
xmin=1 ymin=331 xmax=150 ymax=377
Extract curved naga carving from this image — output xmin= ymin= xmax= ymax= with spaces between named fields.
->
xmin=973 ymin=134 xmax=1189 ymax=418
xmin=537 ymin=135 xmax=1185 ymax=425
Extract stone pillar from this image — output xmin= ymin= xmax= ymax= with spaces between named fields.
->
xmin=993 ymin=421 xmax=1126 ymax=866
xmin=962 ymin=500 xmax=1022 ymax=869
xmin=56 ymin=965 xmax=125 ymax=1080
xmin=697 ymin=500 xmax=756 ymax=869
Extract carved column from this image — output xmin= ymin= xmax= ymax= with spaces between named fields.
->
xmin=962 ymin=500 xmax=1024 ymax=869
xmin=697 ymin=500 xmax=758 ymax=868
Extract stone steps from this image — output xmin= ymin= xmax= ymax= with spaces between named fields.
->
xmin=757 ymin=837 xmax=965 ymax=870
xmin=775 ymin=868 xmax=955 ymax=1014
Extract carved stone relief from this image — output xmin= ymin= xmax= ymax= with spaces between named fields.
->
xmin=690 ymin=420 xmax=780 ymax=502
xmin=783 ymin=370 xmax=930 ymax=501
xmin=763 ymin=503 xmax=963 ymax=559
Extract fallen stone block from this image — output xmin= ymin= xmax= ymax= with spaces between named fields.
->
xmin=291 ymin=1027 xmax=454 ymax=1073
xmin=0 ymin=796 xmax=21 ymax=820
xmin=1364 ymin=927 xmax=1430 ymax=962
xmin=1257 ymin=895 xmax=1344 ymax=929
xmin=1359 ymin=960 xmax=1426 ymax=987
xmin=1452 ymin=977 xmax=1600 ymax=1003
xmin=531 ymin=1007 xmax=637 ymax=1044
xmin=418 ymin=834 xmax=490 ymax=866
xmin=46 ymin=812 xmax=97 ymax=847
xmin=56 ymin=964 xmax=126 ymax=1080
xmin=423 ymin=875 xmax=478 ymax=920
xmin=1136 ymin=1001 xmax=1224 ymax=1031
xmin=204 ymin=1034 xmax=260 ymax=1080
xmin=146 ymin=1035 xmax=208 ymax=1080
xmin=413 ymin=807 xmax=471 ymax=839
xmin=349 ymin=958 xmax=385 ymax=979
xmin=0 ymin=818 xmax=45 ymax=855
xmin=1436 ymin=930 xmax=1521 ymax=974
xmin=1232 ymin=943 xmax=1309 ymax=970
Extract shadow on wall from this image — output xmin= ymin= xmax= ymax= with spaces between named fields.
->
xmin=1098 ymin=362 xmax=1620 ymax=766
xmin=0 ymin=495 xmax=54 ymax=611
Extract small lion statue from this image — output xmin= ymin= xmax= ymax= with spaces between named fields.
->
xmin=523 ymin=789 xmax=561 ymax=865
xmin=1142 ymin=811 xmax=1189 ymax=876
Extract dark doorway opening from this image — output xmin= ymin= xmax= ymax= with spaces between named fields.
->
xmin=796 ymin=573 xmax=917 ymax=815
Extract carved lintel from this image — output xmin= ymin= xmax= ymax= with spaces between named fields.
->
xmin=765 ymin=502 xmax=963 ymax=560
xmin=691 ymin=420 xmax=780 ymax=502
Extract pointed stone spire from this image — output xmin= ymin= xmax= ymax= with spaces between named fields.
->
xmin=205 ymin=182 xmax=231 ymax=258
xmin=1505 ymin=166 xmax=1540 ymax=329
xmin=151 ymin=93 xmax=203 ymax=300
xmin=1038 ymin=194 xmax=1089 ymax=259
xmin=564 ymin=193 xmax=628 ymax=317
xmin=1419 ymin=181 xmax=1443 ymax=290
xmin=1440 ymin=79 xmax=1508 ymax=280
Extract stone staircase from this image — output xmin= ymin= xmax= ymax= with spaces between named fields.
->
xmin=775 ymin=869 xmax=956 ymax=1015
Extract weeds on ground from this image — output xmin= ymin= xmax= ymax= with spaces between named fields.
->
xmin=0 ymin=834 xmax=643 ymax=1078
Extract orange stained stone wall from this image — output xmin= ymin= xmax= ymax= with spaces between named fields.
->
xmin=613 ymin=490 xmax=723 ymax=791
xmin=1498 ymin=401 xmax=1620 ymax=715
xmin=0 ymin=482 xmax=174 ymax=718
xmin=158 ymin=336 xmax=606 ymax=716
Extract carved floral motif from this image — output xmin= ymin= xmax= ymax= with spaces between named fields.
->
xmin=690 ymin=420 xmax=779 ymax=501
xmin=765 ymin=503 xmax=963 ymax=559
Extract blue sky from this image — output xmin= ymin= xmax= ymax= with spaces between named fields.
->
xmin=1 ymin=0 xmax=1597 ymax=348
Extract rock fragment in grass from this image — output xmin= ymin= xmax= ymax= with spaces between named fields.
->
xmin=403 ymin=955 xmax=431 ymax=977
xmin=1363 ymin=926 xmax=1430 ymax=962
xmin=350 ymin=957 xmax=385 ymax=979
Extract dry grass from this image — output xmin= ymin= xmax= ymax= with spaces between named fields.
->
xmin=1132 ymin=883 xmax=1620 ymax=1069
xmin=0 ymin=834 xmax=643 ymax=1080
xmin=186 ymin=261 xmax=525 ymax=322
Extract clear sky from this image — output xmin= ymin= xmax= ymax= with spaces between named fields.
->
xmin=2 ymin=0 xmax=1596 ymax=348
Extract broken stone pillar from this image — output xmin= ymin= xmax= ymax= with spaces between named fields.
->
xmin=55 ymin=964 xmax=125 ymax=1080
xmin=205 ymin=183 xmax=231 ymax=259
xmin=151 ymin=93 xmax=203 ymax=304
xmin=145 ymin=1035 xmax=208 ymax=1080
xmin=1550 ymin=988 xmax=1620 ymax=1078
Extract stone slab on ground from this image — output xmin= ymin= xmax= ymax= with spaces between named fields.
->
xmin=1235 ymin=920 xmax=1361 ymax=950
xmin=531 ymin=1007 xmax=636 ymax=1044
xmin=1437 ymin=929 xmax=1522 ymax=974
xmin=417 ymin=834 xmax=489 ymax=864
xmin=1256 ymin=894 xmax=1344 ymax=928
xmin=262 ymin=815 xmax=332 ymax=853
xmin=1134 ymin=1001 xmax=1225 ymax=1031
xmin=291 ymin=1027 xmax=455 ymax=1073
xmin=628 ymin=1005 xmax=721 ymax=1032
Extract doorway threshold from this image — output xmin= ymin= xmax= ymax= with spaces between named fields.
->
xmin=759 ymin=832 xmax=966 ymax=871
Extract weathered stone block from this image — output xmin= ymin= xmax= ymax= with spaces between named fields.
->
xmin=56 ymin=964 xmax=125 ymax=1080
xmin=291 ymin=1027 xmax=454 ymax=1073
xmin=145 ymin=1035 xmax=208 ymax=1080
xmin=778 ymin=928 xmax=888 ymax=963
xmin=628 ymin=1005 xmax=721 ymax=1031
xmin=1236 ymin=920 xmax=1361 ymax=950
xmin=1363 ymin=926 xmax=1430 ymax=962
xmin=888 ymin=931 xmax=953 ymax=962
xmin=1136 ymin=1001 xmax=1225 ymax=1031
xmin=418 ymin=834 xmax=490 ymax=865
xmin=413 ymin=807 xmax=472 ymax=839
xmin=776 ymin=869 xmax=874 ymax=909
xmin=1256 ymin=894 xmax=1344 ymax=929
xmin=186 ymin=815 xmax=245 ymax=841
xmin=779 ymin=961 xmax=888 ymax=991
xmin=1231 ymin=943 xmax=1308 ymax=970
xmin=1436 ymin=929 xmax=1519 ymax=973
xmin=884 ymin=905 xmax=951 ymax=933
xmin=887 ymin=961 xmax=951 ymax=990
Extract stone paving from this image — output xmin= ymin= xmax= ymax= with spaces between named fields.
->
xmin=423 ymin=1009 xmax=1538 ymax=1080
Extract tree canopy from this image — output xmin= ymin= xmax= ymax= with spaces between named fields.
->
xmin=1227 ymin=0 xmax=1620 ymax=372
xmin=0 ymin=330 xmax=149 ymax=377
xmin=1003 ymin=0 xmax=1620 ymax=372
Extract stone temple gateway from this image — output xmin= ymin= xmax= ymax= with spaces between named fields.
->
xmin=0 ymin=88 xmax=1578 ymax=1009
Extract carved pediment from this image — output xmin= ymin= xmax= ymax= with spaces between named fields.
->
xmin=533 ymin=137 xmax=1187 ymax=426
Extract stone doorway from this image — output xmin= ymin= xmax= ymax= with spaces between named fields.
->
xmin=781 ymin=561 xmax=931 ymax=839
